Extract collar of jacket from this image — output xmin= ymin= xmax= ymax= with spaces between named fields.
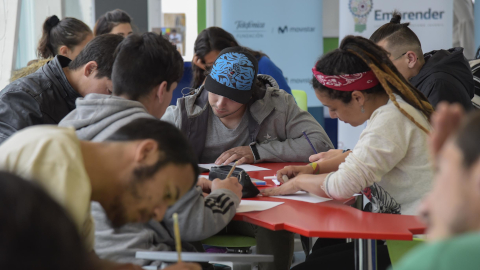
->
xmin=41 ymin=55 xmax=82 ymax=105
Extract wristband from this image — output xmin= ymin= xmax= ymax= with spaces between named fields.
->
xmin=309 ymin=162 xmax=320 ymax=174
xmin=249 ymin=143 xmax=260 ymax=162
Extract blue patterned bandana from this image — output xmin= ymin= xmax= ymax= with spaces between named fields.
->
xmin=205 ymin=47 xmax=258 ymax=104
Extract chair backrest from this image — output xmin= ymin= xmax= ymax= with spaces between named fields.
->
xmin=292 ymin=89 xmax=308 ymax=111
xmin=386 ymin=238 xmax=425 ymax=268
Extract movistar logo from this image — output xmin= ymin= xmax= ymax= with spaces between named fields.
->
xmin=278 ymin=26 xmax=315 ymax=34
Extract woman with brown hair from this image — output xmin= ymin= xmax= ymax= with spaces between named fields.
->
xmin=10 ymin=15 xmax=92 ymax=82
xmin=263 ymin=35 xmax=434 ymax=269
xmin=38 ymin=15 xmax=92 ymax=60
xmin=94 ymin=9 xmax=133 ymax=37
xmin=192 ymin=27 xmax=292 ymax=94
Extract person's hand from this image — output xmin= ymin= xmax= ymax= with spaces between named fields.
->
xmin=261 ymin=178 xmax=301 ymax=196
xmin=215 ymin=146 xmax=254 ymax=165
xmin=429 ymin=103 xmax=465 ymax=159
xmin=192 ymin=54 xmax=206 ymax=70
xmin=276 ymin=165 xmax=313 ymax=183
xmin=196 ymin=177 xmax=212 ymax=193
xmin=309 ymin=149 xmax=344 ymax=163
xmin=211 ymin=177 xmax=243 ymax=199
xmin=163 ymin=262 xmax=202 ymax=270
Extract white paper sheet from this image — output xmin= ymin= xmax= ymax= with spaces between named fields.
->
xmin=263 ymin=176 xmax=282 ymax=186
xmin=199 ymin=163 xmax=270 ymax=172
xmin=270 ymin=191 xmax=332 ymax=204
xmin=236 ymin=200 xmax=284 ymax=213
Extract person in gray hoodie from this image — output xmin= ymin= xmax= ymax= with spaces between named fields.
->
xmin=162 ymin=47 xmax=334 ymax=270
xmin=59 ymin=33 xmax=242 ymax=268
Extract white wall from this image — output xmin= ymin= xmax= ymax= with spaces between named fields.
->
xmin=148 ymin=0 xmax=162 ymax=31
xmin=64 ymin=0 xmax=95 ymax=29
xmin=0 ymin=0 xmax=21 ymax=89
xmin=161 ymin=0 xmax=197 ymax=60
xmin=323 ymin=0 xmax=339 ymax=37
xmin=34 ymin=0 xmax=63 ymax=44
xmin=206 ymin=0 xmax=221 ymax=27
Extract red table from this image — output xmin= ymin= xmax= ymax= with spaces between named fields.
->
xmin=234 ymin=163 xmax=425 ymax=241
xmin=228 ymin=163 xmax=426 ymax=270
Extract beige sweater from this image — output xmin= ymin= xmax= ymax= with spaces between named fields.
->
xmin=324 ymin=95 xmax=433 ymax=215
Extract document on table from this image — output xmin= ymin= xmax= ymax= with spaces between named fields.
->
xmin=236 ymin=200 xmax=284 ymax=213
xmin=270 ymin=191 xmax=332 ymax=204
xmin=263 ymin=175 xmax=281 ymax=185
xmin=199 ymin=163 xmax=270 ymax=172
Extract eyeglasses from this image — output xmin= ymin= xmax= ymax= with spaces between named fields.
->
xmin=393 ymin=52 xmax=407 ymax=60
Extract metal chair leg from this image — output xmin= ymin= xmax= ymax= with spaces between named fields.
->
xmin=300 ymin=235 xmax=311 ymax=257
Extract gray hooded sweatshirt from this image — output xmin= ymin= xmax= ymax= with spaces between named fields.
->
xmin=59 ymin=94 xmax=240 ymax=266
xmin=162 ymin=74 xmax=334 ymax=163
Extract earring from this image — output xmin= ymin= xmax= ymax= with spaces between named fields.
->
xmin=361 ymin=106 xmax=365 ymax=113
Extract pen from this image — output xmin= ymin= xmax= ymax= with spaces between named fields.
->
xmin=302 ymin=131 xmax=318 ymax=154
xmin=226 ymin=161 xmax=238 ymax=178
xmin=173 ymin=213 xmax=182 ymax=262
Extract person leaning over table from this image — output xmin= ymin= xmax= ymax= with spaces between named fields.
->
xmin=162 ymin=46 xmax=334 ymax=270
xmin=262 ymin=35 xmax=435 ymax=270
xmin=59 ymin=32 xmax=242 ymax=268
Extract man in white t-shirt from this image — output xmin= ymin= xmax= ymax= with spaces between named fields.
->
xmin=0 ymin=119 xmax=201 ymax=270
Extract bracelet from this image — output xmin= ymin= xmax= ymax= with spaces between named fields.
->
xmin=249 ymin=143 xmax=260 ymax=162
xmin=309 ymin=162 xmax=320 ymax=174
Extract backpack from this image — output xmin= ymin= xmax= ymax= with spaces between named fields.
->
xmin=468 ymin=58 xmax=480 ymax=109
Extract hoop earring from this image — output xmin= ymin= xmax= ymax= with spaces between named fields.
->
xmin=361 ymin=106 xmax=365 ymax=113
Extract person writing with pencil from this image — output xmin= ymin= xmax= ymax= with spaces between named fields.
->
xmin=162 ymin=46 xmax=334 ymax=270
xmin=262 ymin=36 xmax=435 ymax=269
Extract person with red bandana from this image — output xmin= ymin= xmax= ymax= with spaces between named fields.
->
xmin=263 ymin=36 xmax=435 ymax=270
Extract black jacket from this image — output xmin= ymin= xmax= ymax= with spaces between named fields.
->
xmin=410 ymin=47 xmax=474 ymax=111
xmin=0 ymin=56 xmax=81 ymax=144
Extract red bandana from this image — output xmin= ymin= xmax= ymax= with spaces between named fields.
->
xmin=312 ymin=68 xmax=379 ymax=91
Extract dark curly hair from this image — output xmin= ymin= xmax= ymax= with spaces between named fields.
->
xmin=312 ymin=35 xmax=433 ymax=133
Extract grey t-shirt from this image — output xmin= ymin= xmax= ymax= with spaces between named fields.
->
xmin=200 ymin=108 xmax=250 ymax=163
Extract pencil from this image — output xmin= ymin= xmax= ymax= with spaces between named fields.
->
xmin=226 ymin=161 xmax=238 ymax=178
xmin=173 ymin=213 xmax=182 ymax=262
xmin=302 ymin=131 xmax=318 ymax=154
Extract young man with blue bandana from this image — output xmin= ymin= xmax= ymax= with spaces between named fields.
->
xmin=162 ymin=47 xmax=334 ymax=270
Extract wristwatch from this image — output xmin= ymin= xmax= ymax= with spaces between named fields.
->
xmin=249 ymin=142 xmax=260 ymax=162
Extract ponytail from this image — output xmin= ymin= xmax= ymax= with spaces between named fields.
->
xmin=312 ymin=35 xmax=433 ymax=134
xmin=37 ymin=15 xmax=92 ymax=59
xmin=37 ymin=15 xmax=60 ymax=59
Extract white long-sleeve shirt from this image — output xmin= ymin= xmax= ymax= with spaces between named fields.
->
xmin=324 ymin=95 xmax=433 ymax=215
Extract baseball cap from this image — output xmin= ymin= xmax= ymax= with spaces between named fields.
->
xmin=204 ymin=47 xmax=259 ymax=104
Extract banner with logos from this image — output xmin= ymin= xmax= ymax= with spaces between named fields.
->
xmin=221 ymin=0 xmax=323 ymax=107
xmin=337 ymin=0 xmax=454 ymax=149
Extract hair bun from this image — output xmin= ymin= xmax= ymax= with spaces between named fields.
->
xmin=46 ymin=15 xmax=60 ymax=29
xmin=390 ymin=14 xmax=402 ymax=24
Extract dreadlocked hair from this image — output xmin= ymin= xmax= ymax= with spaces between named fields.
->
xmin=312 ymin=35 xmax=433 ymax=134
